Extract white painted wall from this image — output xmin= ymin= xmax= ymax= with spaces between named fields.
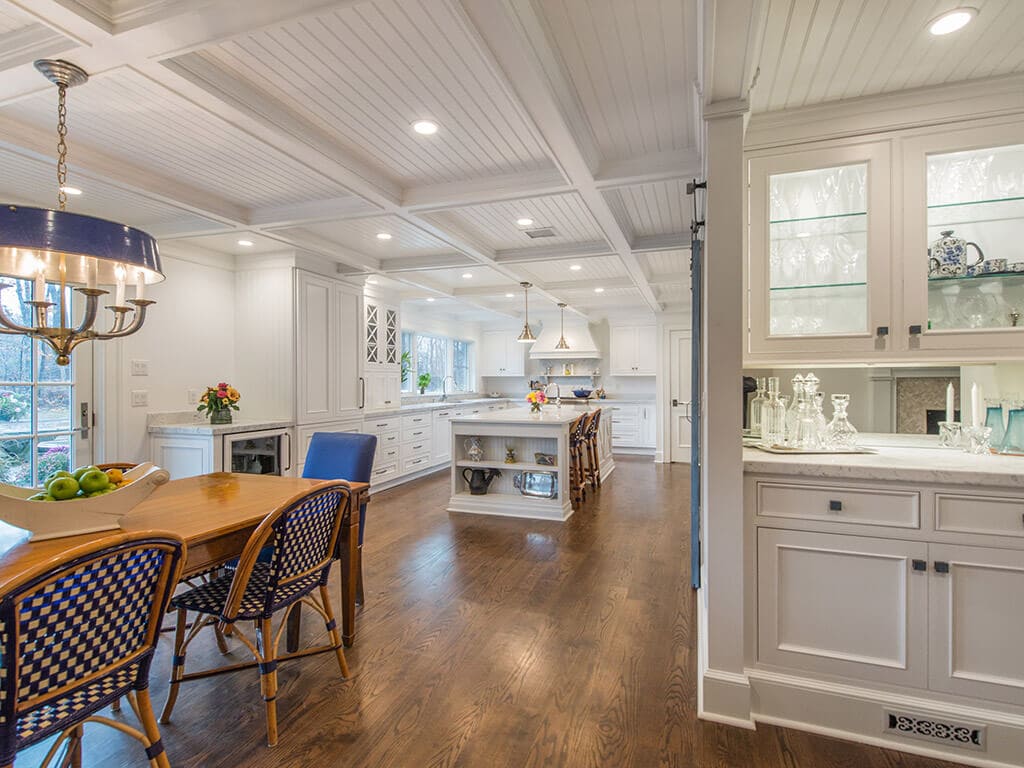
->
xmin=101 ymin=253 xmax=237 ymax=463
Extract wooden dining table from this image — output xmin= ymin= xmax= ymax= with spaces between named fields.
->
xmin=0 ymin=473 xmax=370 ymax=647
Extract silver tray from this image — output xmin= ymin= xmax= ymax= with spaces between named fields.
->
xmin=751 ymin=443 xmax=877 ymax=455
xmin=513 ymin=471 xmax=558 ymax=498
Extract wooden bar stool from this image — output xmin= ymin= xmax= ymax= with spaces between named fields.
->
xmin=568 ymin=414 xmax=588 ymax=507
xmin=583 ymin=409 xmax=602 ymax=489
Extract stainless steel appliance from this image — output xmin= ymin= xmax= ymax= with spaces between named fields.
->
xmin=222 ymin=428 xmax=292 ymax=475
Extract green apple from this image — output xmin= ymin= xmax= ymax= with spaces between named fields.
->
xmin=78 ymin=469 xmax=110 ymax=494
xmin=72 ymin=465 xmax=99 ymax=481
xmin=28 ymin=492 xmax=54 ymax=501
xmin=46 ymin=476 xmax=80 ymax=501
xmin=44 ymin=470 xmax=73 ymax=485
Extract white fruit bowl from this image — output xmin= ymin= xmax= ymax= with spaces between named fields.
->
xmin=0 ymin=462 xmax=170 ymax=541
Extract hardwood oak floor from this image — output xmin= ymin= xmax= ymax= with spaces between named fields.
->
xmin=24 ymin=457 xmax=964 ymax=768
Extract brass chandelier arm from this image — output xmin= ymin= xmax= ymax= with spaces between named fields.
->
xmin=91 ymin=299 xmax=155 ymax=340
xmin=0 ymin=285 xmax=40 ymax=333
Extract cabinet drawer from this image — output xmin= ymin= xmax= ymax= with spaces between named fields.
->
xmin=376 ymin=430 xmax=400 ymax=449
xmin=401 ymin=439 xmax=431 ymax=460
xmin=935 ymin=493 xmax=1024 ymax=538
xmin=402 ymin=424 xmax=432 ymax=443
xmin=402 ymin=454 xmax=432 ymax=473
xmin=402 ymin=412 xmax=431 ymax=430
xmin=377 ymin=444 xmax=399 ymax=463
xmin=756 ymin=482 xmax=920 ymax=529
xmin=366 ymin=416 xmax=401 ymax=434
xmin=433 ymin=409 xmax=454 ymax=421
xmin=372 ymin=463 xmax=398 ymax=483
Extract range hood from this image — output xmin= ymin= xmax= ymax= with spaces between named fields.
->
xmin=529 ymin=322 xmax=600 ymax=360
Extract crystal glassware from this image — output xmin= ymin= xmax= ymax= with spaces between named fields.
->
xmin=762 ymin=377 xmax=786 ymax=446
xmin=785 ymin=374 xmax=805 ymax=445
xmin=748 ymin=377 xmax=767 ymax=438
xmin=826 ymin=394 xmax=859 ymax=449
xmin=997 ymin=409 xmax=1024 ymax=455
xmin=938 ymin=421 xmax=962 ymax=448
xmin=793 ymin=374 xmax=823 ymax=450
xmin=964 ymin=425 xmax=993 ymax=455
xmin=985 ymin=404 xmax=1006 ymax=448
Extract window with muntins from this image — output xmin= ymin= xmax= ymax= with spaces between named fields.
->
xmin=400 ymin=330 xmax=474 ymax=393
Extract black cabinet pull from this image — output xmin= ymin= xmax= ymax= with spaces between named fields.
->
xmin=876 ymin=326 xmax=889 ymax=337
xmin=909 ymin=324 xmax=923 ymax=335
xmin=912 ymin=560 xmax=927 ymax=572
xmin=828 ymin=500 xmax=843 ymax=512
xmin=934 ymin=561 xmax=950 ymax=573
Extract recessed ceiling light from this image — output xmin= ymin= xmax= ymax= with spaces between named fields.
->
xmin=412 ymin=120 xmax=439 ymax=135
xmin=594 ymin=287 xmax=605 ymax=293
xmin=928 ymin=7 xmax=976 ymax=35
xmin=376 ymin=232 xmax=392 ymax=240
xmin=426 ymin=297 xmax=435 ymax=302
xmin=570 ymin=264 xmax=582 ymax=271
xmin=237 ymin=239 xmax=254 ymax=247
xmin=462 ymin=272 xmax=473 ymax=279
xmin=505 ymin=293 xmax=515 ymax=298
xmin=516 ymin=217 xmax=534 ymax=227
xmin=60 ymin=185 xmax=82 ymax=195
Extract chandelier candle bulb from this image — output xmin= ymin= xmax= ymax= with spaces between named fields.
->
xmin=114 ymin=265 xmax=126 ymax=306
xmin=34 ymin=263 xmax=45 ymax=302
xmin=86 ymin=258 xmax=97 ymax=289
xmin=136 ymin=271 xmax=145 ymax=301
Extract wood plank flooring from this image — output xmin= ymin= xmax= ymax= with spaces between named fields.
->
xmin=23 ymin=457 xmax=965 ymax=767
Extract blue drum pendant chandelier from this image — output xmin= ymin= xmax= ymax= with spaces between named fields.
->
xmin=0 ymin=59 xmax=164 ymax=365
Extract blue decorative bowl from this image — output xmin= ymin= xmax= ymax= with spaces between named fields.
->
xmin=572 ymin=388 xmax=592 ymax=398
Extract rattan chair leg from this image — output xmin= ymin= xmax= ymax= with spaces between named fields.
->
xmin=133 ymin=689 xmax=171 ymax=768
xmin=214 ymin=624 xmax=230 ymax=654
xmin=68 ymin=725 xmax=83 ymax=768
xmin=159 ymin=608 xmax=188 ymax=723
xmin=318 ymin=585 xmax=350 ymax=677
xmin=257 ymin=617 xmax=279 ymax=747
xmin=111 ymin=697 xmax=122 ymax=712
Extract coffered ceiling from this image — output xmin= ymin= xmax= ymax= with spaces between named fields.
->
xmin=0 ymin=0 xmax=700 ymax=320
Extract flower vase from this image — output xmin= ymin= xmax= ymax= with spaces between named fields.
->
xmin=530 ymin=403 xmax=542 ymax=414
xmin=210 ymin=409 xmax=232 ymax=425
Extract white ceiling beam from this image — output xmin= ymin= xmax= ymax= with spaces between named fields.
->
xmin=387 ymin=273 xmax=520 ymax=320
xmin=403 ymin=169 xmax=571 ymax=212
xmin=0 ymin=113 xmax=248 ymax=225
xmin=0 ymin=24 xmax=78 ymax=72
xmin=377 ymin=254 xmax=478 ymax=273
xmin=257 ymin=227 xmax=381 ymax=273
xmin=492 ymin=241 xmax=612 ymax=264
xmin=594 ymin=148 xmax=703 ymax=190
xmin=249 ymin=196 xmax=381 ymax=228
xmin=531 ymin=277 xmax=635 ymax=293
xmin=459 ymin=0 xmax=662 ymax=313
xmin=702 ymin=0 xmax=765 ymax=105
xmin=632 ymin=234 xmax=692 ymax=253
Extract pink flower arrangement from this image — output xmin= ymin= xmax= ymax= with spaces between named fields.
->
xmin=526 ymin=390 xmax=547 ymax=412
xmin=197 ymin=381 xmax=241 ymax=415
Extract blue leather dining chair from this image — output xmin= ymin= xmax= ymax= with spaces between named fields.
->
xmin=303 ymin=431 xmax=377 ymax=605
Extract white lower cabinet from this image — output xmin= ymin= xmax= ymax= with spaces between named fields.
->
xmin=432 ymin=407 xmax=456 ymax=463
xmin=365 ymin=371 xmax=400 ymax=411
xmin=757 ymin=528 xmax=929 ymax=688
xmin=609 ymin=404 xmax=655 ymax=449
xmin=928 ymin=543 xmax=1024 ymax=706
xmin=151 ymin=435 xmax=218 ymax=478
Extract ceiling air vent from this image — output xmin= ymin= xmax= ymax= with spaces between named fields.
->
xmin=524 ymin=227 xmax=557 ymax=239
xmin=884 ymin=710 xmax=986 ymax=751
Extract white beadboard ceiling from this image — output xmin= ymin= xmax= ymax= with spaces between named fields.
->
xmin=516 ymin=255 xmax=627 ymax=287
xmin=604 ymin=179 xmax=689 ymax=239
xmin=278 ymin=215 xmax=459 ymax=261
xmin=0 ymin=147 xmax=222 ymax=237
xmin=429 ymin=192 xmax=607 ymax=251
xmin=167 ymin=231 xmax=291 ymax=257
xmin=188 ymin=0 xmax=554 ymax=186
xmin=536 ymin=0 xmax=697 ymax=161
xmin=1 ymin=68 xmax=352 ymax=209
xmin=637 ymin=248 xmax=689 ymax=278
xmin=751 ymin=0 xmax=1024 ymax=113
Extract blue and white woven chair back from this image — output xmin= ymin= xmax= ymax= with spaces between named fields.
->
xmin=0 ymin=535 xmax=183 ymax=757
xmin=259 ymin=485 xmax=349 ymax=607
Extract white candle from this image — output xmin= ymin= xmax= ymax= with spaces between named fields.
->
xmin=135 ymin=271 xmax=145 ymax=301
xmin=86 ymin=258 xmax=97 ymax=290
xmin=971 ymin=383 xmax=982 ymax=428
xmin=114 ymin=264 xmax=126 ymax=306
xmin=34 ymin=269 xmax=45 ymax=302
xmin=946 ymin=382 xmax=955 ymax=423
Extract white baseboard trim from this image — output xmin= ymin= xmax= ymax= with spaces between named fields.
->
xmin=748 ymin=668 xmax=1024 ymax=768
xmin=700 ymin=668 xmax=755 ymax=729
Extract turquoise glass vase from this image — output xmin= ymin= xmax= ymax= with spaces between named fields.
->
xmin=985 ymin=405 xmax=1005 ymax=448
xmin=998 ymin=409 xmax=1024 ymax=455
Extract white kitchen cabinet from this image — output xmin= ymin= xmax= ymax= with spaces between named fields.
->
xmin=364 ymin=371 xmax=400 ymax=411
xmin=295 ymin=270 xmax=363 ymax=423
xmin=364 ymin=299 xmax=399 ymax=370
xmin=639 ymin=403 xmax=656 ymax=447
xmin=746 ymin=118 xmax=1024 ymax=365
xmin=928 ymin=542 xmax=1024 ymax=707
xmin=150 ymin=434 xmax=217 ymax=478
xmin=608 ymin=403 xmax=655 ymax=449
xmin=609 ymin=325 xmax=655 ymax=375
xmin=757 ymin=527 xmax=929 ymax=688
xmin=480 ymin=330 xmax=525 ymax=377
xmin=432 ymin=406 xmax=456 ymax=464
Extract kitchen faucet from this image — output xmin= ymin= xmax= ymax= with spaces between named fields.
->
xmin=544 ymin=381 xmax=561 ymax=408
xmin=441 ymin=375 xmax=457 ymax=401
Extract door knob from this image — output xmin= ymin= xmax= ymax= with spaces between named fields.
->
xmin=672 ymin=398 xmax=679 ymax=407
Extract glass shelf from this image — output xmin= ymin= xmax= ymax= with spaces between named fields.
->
xmin=769 ymin=211 xmax=867 ymax=225
xmin=928 ymin=272 xmax=1024 ymax=288
xmin=770 ymin=281 xmax=867 ymax=293
xmin=927 ymin=195 xmax=1024 ymax=210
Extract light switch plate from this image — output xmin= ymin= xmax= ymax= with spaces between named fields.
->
xmin=186 ymin=388 xmax=199 ymax=405
xmin=130 ymin=390 xmax=148 ymax=407
xmin=130 ymin=359 xmax=149 ymax=376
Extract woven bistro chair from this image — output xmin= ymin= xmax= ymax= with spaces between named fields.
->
xmin=160 ymin=480 xmax=352 ymax=747
xmin=0 ymin=532 xmax=185 ymax=768
xmin=583 ymin=409 xmax=602 ymax=490
xmin=568 ymin=414 xmax=588 ymax=508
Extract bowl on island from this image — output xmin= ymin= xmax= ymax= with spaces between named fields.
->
xmin=572 ymin=388 xmax=592 ymax=398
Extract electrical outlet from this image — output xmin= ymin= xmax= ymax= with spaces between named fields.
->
xmin=186 ymin=388 xmax=199 ymax=405
xmin=130 ymin=359 xmax=149 ymax=376
xmin=130 ymin=390 xmax=148 ymax=407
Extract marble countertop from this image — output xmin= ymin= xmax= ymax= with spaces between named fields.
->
xmin=148 ymin=418 xmax=294 ymax=436
xmin=363 ymin=397 xmax=512 ymax=416
xmin=744 ymin=434 xmax=1024 ymax=488
xmin=452 ymin=408 xmax=581 ymax=425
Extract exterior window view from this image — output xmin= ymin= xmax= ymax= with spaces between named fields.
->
xmin=0 ymin=2 xmax=1022 ymax=768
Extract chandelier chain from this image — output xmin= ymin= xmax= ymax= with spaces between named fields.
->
xmin=56 ymin=83 xmax=68 ymax=211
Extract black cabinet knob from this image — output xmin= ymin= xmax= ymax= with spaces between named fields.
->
xmin=934 ymin=561 xmax=950 ymax=573
xmin=828 ymin=500 xmax=843 ymax=512
xmin=909 ymin=324 xmax=923 ymax=335
xmin=912 ymin=560 xmax=927 ymax=572
xmin=876 ymin=326 xmax=889 ymax=337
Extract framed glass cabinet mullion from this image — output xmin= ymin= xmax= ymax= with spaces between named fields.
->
xmin=746 ymin=141 xmax=894 ymax=364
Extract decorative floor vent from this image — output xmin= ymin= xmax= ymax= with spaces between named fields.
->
xmin=524 ymin=227 xmax=557 ymax=238
xmin=885 ymin=710 xmax=986 ymax=751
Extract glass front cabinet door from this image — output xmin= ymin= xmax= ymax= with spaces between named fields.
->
xmin=747 ymin=142 xmax=892 ymax=362
xmin=902 ymin=122 xmax=1024 ymax=358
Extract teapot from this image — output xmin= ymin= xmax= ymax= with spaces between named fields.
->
xmin=929 ymin=230 xmax=984 ymax=278
xmin=462 ymin=467 xmax=501 ymax=495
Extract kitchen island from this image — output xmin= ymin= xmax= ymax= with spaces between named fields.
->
xmin=448 ymin=405 xmax=614 ymax=521
xmin=743 ymin=438 xmax=1024 ymax=768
